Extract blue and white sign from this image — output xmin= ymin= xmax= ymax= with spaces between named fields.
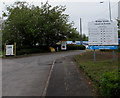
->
xmin=88 ymin=19 xmax=118 ymax=46
xmin=6 ymin=45 xmax=14 ymax=55
xmin=88 ymin=46 xmax=118 ymax=50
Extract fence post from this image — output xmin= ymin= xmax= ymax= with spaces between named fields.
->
xmin=14 ymin=42 xmax=16 ymax=56
xmin=4 ymin=42 xmax=6 ymax=57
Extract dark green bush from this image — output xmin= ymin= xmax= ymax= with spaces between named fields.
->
xmin=100 ymin=69 xmax=120 ymax=96
xmin=67 ymin=44 xmax=86 ymax=50
xmin=118 ymin=45 xmax=120 ymax=52
xmin=16 ymin=46 xmax=49 ymax=55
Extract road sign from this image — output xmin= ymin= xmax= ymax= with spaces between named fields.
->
xmin=6 ymin=45 xmax=14 ymax=55
xmin=88 ymin=19 xmax=118 ymax=46
xmin=88 ymin=46 xmax=118 ymax=50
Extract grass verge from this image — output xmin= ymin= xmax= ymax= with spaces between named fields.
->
xmin=74 ymin=50 xmax=120 ymax=96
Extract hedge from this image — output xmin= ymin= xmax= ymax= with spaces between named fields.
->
xmin=67 ymin=44 xmax=86 ymax=50
xmin=16 ymin=46 xmax=49 ymax=55
xmin=100 ymin=69 xmax=120 ymax=96
xmin=10 ymin=44 xmax=86 ymax=55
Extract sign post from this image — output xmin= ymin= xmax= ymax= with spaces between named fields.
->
xmin=88 ymin=19 xmax=118 ymax=61
xmin=112 ymin=50 xmax=115 ymax=61
xmin=4 ymin=43 xmax=6 ymax=57
xmin=14 ymin=42 xmax=16 ymax=56
xmin=93 ymin=49 xmax=96 ymax=62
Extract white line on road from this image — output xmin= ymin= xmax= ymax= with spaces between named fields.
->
xmin=42 ymin=59 xmax=56 ymax=96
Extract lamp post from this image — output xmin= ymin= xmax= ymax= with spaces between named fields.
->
xmin=108 ymin=0 xmax=112 ymax=21
xmin=80 ymin=18 xmax=82 ymax=45
xmin=100 ymin=0 xmax=112 ymax=21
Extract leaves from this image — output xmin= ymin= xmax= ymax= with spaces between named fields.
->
xmin=2 ymin=1 xmax=85 ymax=47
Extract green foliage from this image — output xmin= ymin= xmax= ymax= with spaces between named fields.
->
xmin=2 ymin=1 xmax=81 ymax=47
xmin=74 ymin=51 xmax=119 ymax=96
xmin=16 ymin=46 xmax=49 ymax=55
xmin=100 ymin=69 xmax=120 ymax=96
xmin=67 ymin=44 xmax=85 ymax=50
xmin=82 ymin=34 xmax=88 ymax=41
xmin=67 ymin=32 xmax=88 ymax=41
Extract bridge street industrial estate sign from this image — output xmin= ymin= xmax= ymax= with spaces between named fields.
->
xmin=88 ymin=19 xmax=118 ymax=49
xmin=6 ymin=45 xmax=14 ymax=55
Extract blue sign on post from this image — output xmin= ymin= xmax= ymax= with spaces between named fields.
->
xmin=88 ymin=46 xmax=118 ymax=50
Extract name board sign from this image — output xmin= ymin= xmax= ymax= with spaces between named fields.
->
xmin=88 ymin=19 xmax=118 ymax=45
xmin=88 ymin=46 xmax=118 ymax=50
xmin=6 ymin=45 xmax=14 ymax=55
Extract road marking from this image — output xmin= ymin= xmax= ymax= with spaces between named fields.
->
xmin=42 ymin=59 xmax=56 ymax=96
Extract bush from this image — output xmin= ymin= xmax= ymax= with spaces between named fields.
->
xmin=16 ymin=46 xmax=49 ymax=55
xmin=67 ymin=44 xmax=86 ymax=50
xmin=52 ymin=45 xmax=61 ymax=51
xmin=100 ymin=69 xmax=120 ymax=96
xmin=118 ymin=45 xmax=120 ymax=52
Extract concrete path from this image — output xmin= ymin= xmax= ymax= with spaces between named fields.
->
xmin=46 ymin=56 xmax=93 ymax=96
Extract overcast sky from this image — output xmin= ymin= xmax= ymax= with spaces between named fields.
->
xmin=0 ymin=0 xmax=119 ymax=36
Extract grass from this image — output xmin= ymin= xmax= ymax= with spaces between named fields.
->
xmin=74 ymin=50 xmax=119 ymax=95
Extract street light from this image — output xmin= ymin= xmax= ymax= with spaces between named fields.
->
xmin=80 ymin=18 xmax=82 ymax=45
xmin=100 ymin=0 xmax=112 ymax=21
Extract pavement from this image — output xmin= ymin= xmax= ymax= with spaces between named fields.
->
xmin=46 ymin=56 xmax=93 ymax=96
xmin=2 ymin=50 xmax=94 ymax=96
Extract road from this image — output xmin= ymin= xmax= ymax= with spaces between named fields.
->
xmin=46 ymin=56 xmax=93 ymax=96
xmin=2 ymin=50 xmax=85 ymax=96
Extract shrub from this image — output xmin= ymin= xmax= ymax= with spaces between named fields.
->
xmin=67 ymin=44 xmax=86 ymax=50
xmin=16 ymin=46 xmax=49 ymax=55
xmin=100 ymin=69 xmax=120 ymax=96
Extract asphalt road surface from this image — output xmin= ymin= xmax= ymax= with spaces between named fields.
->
xmin=46 ymin=56 xmax=93 ymax=96
xmin=2 ymin=50 xmax=86 ymax=96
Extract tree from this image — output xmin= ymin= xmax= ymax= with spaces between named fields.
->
xmin=2 ymin=1 xmax=80 ymax=47
xmin=82 ymin=34 xmax=88 ymax=41
xmin=2 ymin=2 xmax=42 ymax=46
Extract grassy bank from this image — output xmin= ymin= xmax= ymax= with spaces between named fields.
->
xmin=74 ymin=50 xmax=120 ymax=96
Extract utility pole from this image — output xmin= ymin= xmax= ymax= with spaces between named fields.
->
xmin=100 ymin=0 xmax=112 ymax=21
xmin=80 ymin=18 xmax=82 ymax=45
xmin=109 ymin=0 xmax=112 ymax=21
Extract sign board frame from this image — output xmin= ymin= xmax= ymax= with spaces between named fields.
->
xmin=88 ymin=19 xmax=118 ymax=61
xmin=6 ymin=45 xmax=14 ymax=55
xmin=88 ymin=19 xmax=118 ymax=46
